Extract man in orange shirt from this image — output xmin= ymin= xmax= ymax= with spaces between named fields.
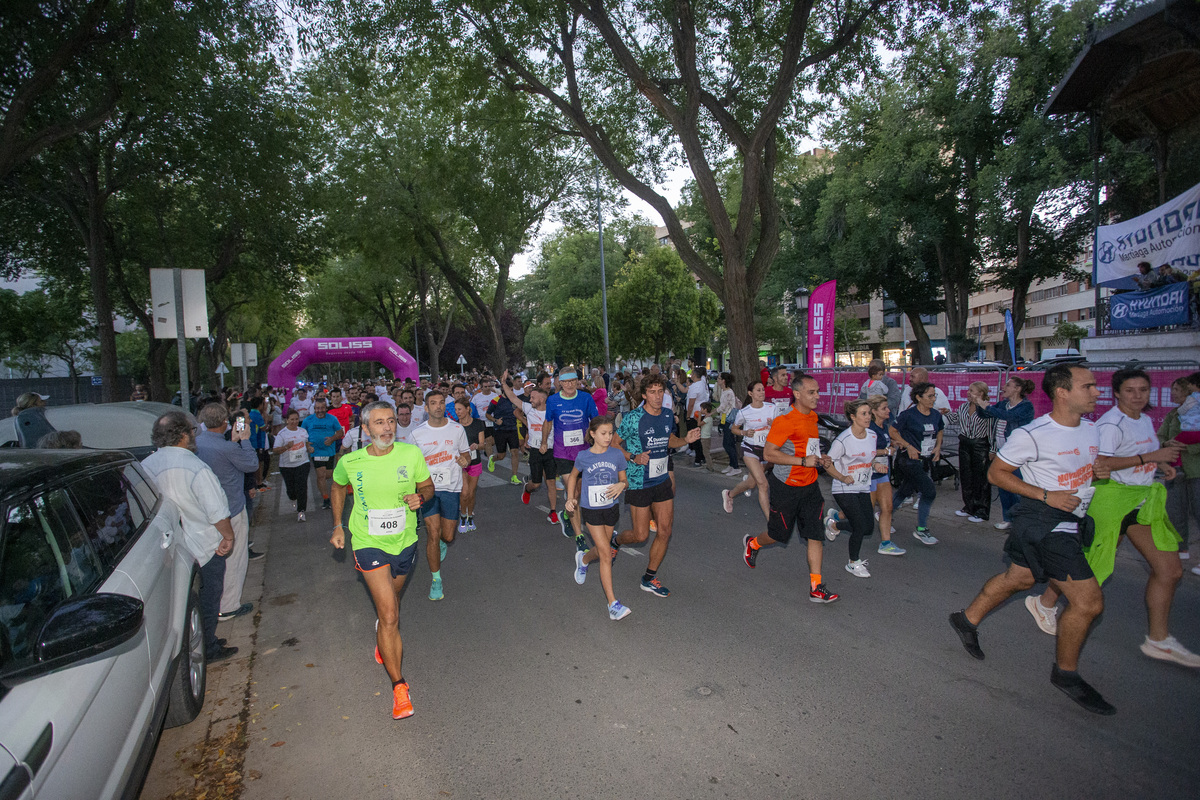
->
xmin=742 ymin=373 xmax=839 ymax=603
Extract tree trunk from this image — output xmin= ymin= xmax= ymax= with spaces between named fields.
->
xmin=148 ymin=337 xmax=170 ymax=401
xmin=907 ymin=313 xmax=934 ymax=364
xmin=724 ymin=277 xmax=757 ymax=391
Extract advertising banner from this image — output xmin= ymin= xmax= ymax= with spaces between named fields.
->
xmin=1094 ymin=179 xmax=1200 ymax=286
xmin=1004 ymin=308 xmax=1016 ymax=365
xmin=807 ymin=280 xmax=837 ymax=369
xmin=1107 ymin=282 xmax=1191 ymax=330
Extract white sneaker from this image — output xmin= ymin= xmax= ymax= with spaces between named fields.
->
xmin=994 ymin=521 xmax=1012 ymax=530
xmin=968 ymin=516 xmax=984 ymax=523
xmin=608 ymin=600 xmax=632 ymax=621
xmin=901 ymin=496 xmax=915 ymax=507
xmin=955 ymin=509 xmax=969 ymax=517
xmin=1193 ymin=565 xmax=1200 ymax=577
xmin=721 ymin=489 xmax=733 ymax=514
xmin=874 ymin=510 xmax=881 ymax=521
xmin=845 ymin=559 xmax=871 ymax=578
xmin=574 ymin=550 xmax=588 ymax=585
xmin=1024 ymin=596 xmax=1057 ymax=635
xmin=1140 ymin=635 xmax=1200 ymax=667
xmin=824 ymin=509 xmax=841 ymax=541
xmin=297 ymin=512 xmax=306 ymax=523
xmin=743 ymin=489 xmax=752 ymax=497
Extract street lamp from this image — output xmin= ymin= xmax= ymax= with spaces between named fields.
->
xmin=793 ymin=287 xmax=811 ymax=368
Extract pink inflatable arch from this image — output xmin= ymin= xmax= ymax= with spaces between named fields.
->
xmin=267 ymin=337 xmax=419 ymax=404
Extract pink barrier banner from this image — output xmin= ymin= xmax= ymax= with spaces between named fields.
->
xmin=1023 ymin=369 xmax=1193 ymax=428
xmin=925 ymin=372 xmax=1008 ymax=406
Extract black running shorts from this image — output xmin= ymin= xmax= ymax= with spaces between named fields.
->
xmin=528 ymin=449 xmax=557 ymax=484
xmin=581 ymin=505 xmax=620 ymax=528
xmin=493 ymin=428 xmax=520 ymax=453
xmin=625 ymin=480 xmax=674 ymax=508
xmin=766 ymin=476 xmax=825 ymax=544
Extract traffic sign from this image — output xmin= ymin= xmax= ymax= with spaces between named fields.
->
xmin=215 ymin=362 xmax=230 ymax=374
xmin=456 ymin=354 xmax=467 ymax=366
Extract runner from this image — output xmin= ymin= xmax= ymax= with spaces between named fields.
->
xmin=301 ymin=398 xmax=344 ymax=510
xmin=272 ymin=409 xmax=312 ymax=522
xmin=611 ymin=374 xmax=701 ymax=598
xmin=487 ymin=376 xmax=524 ymax=484
xmin=543 ymin=370 xmax=599 ymax=544
xmin=329 ymin=401 xmax=433 ymax=720
xmin=472 ymin=376 xmax=500 ymax=461
xmin=889 ymin=382 xmax=944 ymax=545
xmin=292 ymin=387 xmax=314 ymax=419
xmin=723 ymin=380 xmax=777 ymax=520
xmin=456 ymin=398 xmax=486 ymax=533
xmin=741 ymin=374 xmax=840 ymax=604
xmin=821 ymin=399 xmax=885 ymax=578
xmin=395 ymin=402 xmax=417 ymax=444
xmin=568 ymin=417 xmax=632 ymax=620
xmin=327 ymin=387 xmax=354 ymax=435
xmin=764 ymin=366 xmax=793 ymax=414
xmin=500 ymin=373 xmax=558 ymax=522
xmin=949 ymin=364 xmax=1115 ymax=714
xmin=408 ymin=390 xmax=471 ymax=601
xmin=1024 ymin=369 xmax=1198 ymax=666
xmin=866 ymin=396 xmax=905 ymax=555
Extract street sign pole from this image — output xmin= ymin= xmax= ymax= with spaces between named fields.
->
xmin=215 ymin=362 xmax=229 ymax=389
xmin=173 ymin=268 xmax=189 ymax=403
xmin=456 ymin=354 xmax=467 ymax=375
xmin=240 ymin=344 xmax=248 ymax=392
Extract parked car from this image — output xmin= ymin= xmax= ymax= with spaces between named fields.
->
xmin=0 ymin=402 xmax=185 ymax=459
xmin=0 ymin=450 xmax=203 ymax=800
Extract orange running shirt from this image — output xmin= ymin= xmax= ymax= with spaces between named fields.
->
xmin=765 ymin=406 xmax=820 ymax=487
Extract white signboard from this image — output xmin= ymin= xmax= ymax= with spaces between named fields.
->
xmin=230 ymin=343 xmax=258 ymax=367
xmin=150 ymin=269 xmax=209 ymax=338
xmin=1094 ymin=179 xmax=1200 ymax=285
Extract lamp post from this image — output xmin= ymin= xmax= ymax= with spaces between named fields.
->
xmin=793 ymin=286 xmax=811 ymax=368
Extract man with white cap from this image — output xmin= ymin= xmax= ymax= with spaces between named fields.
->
xmin=543 ymin=369 xmax=599 ymax=544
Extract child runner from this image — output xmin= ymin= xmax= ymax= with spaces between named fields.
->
xmin=822 ymin=400 xmax=885 ymax=577
xmin=568 ymin=417 xmax=631 ymax=620
xmin=457 ymin=399 xmax=486 ymax=533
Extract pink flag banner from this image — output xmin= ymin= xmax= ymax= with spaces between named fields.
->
xmin=806 ymin=280 xmax=837 ymax=369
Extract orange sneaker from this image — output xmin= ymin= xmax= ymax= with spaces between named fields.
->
xmin=392 ymin=681 xmax=414 ymax=719
xmin=374 ymin=646 xmax=383 ymax=665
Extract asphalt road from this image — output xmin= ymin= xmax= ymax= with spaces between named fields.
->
xmin=228 ymin=458 xmax=1198 ymax=800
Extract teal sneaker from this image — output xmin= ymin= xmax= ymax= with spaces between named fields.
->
xmin=877 ymin=540 xmax=907 ymax=556
xmin=913 ymin=527 xmax=938 ymax=546
xmin=439 ymin=539 xmax=448 ymax=561
xmin=428 ymin=575 xmax=444 ymax=601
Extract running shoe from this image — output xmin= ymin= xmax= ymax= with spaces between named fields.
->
xmin=322 ymin=498 xmax=331 ymax=510
xmin=721 ymin=489 xmax=733 ymax=514
xmin=649 ymin=519 xmax=658 ymax=533
xmin=743 ymin=534 xmax=758 ymax=568
xmin=877 ymin=540 xmax=906 ymax=556
xmin=1050 ymin=665 xmax=1114 ymax=715
xmin=845 ymin=559 xmax=871 ymax=578
xmin=1179 ymin=551 xmax=1190 ymax=560
xmin=1140 ymin=635 xmax=1200 ymax=667
xmin=428 ymin=575 xmax=444 ymax=601
xmin=559 ymin=510 xmax=571 ymax=538
xmin=467 ymin=516 xmax=476 ymax=532
xmin=439 ymin=540 xmax=448 ymax=561
xmin=487 ymin=454 xmax=496 ymax=472
xmin=1025 ymin=596 xmax=1058 ymax=636
xmin=522 ymin=489 xmax=532 ymax=504
xmin=375 ymin=620 xmax=383 ymax=664
xmin=217 ymin=603 xmax=253 ymax=622
xmin=608 ymin=600 xmax=632 ymax=621
xmin=555 ymin=478 xmax=564 ymax=491
xmin=609 ymin=533 xmax=621 ymax=562
xmin=574 ymin=550 xmax=588 ymax=584
xmin=743 ymin=488 xmax=752 ymax=497
xmin=913 ymin=527 xmax=938 ymax=545
xmin=510 ymin=475 xmax=522 ymax=485
xmin=809 ymin=583 xmax=839 ymax=603
xmin=1193 ymin=565 xmax=1200 ymax=576
xmin=575 ymin=534 xmax=588 ymax=552
xmin=248 ymin=548 xmax=265 ymax=561
xmin=955 ymin=509 xmax=969 ymax=517
xmin=994 ymin=521 xmax=1012 ymax=530
xmin=457 ymin=517 xmax=468 ymax=534
xmin=392 ymin=681 xmax=414 ymax=719
xmin=949 ymin=611 xmax=984 ymax=659
xmin=901 ymin=496 xmax=914 ymax=506
xmin=297 ymin=512 xmax=306 ymax=523
xmin=968 ymin=516 xmax=984 ymax=523
xmin=823 ymin=508 xmax=841 ymax=541
xmin=640 ymin=577 xmax=670 ymax=597
xmin=548 ymin=510 xmax=559 ymax=525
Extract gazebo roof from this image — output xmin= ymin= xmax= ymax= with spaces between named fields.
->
xmin=1045 ymin=0 xmax=1200 ymax=141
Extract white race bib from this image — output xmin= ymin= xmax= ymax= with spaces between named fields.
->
xmin=527 ymin=429 xmax=542 ymax=448
xmin=587 ymin=484 xmax=612 ymax=507
xmin=920 ymin=438 xmax=934 ymax=457
xmin=563 ymin=429 xmax=585 ymax=447
xmin=648 ymin=456 xmax=668 ymax=478
xmin=1072 ymin=485 xmax=1096 ymax=519
xmin=750 ymin=429 xmax=768 ymax=446
xmin=431 ymin=468 xmax=453 ymax=489
xmin=805 ymin=439 xmax=821 ymax=458
xmin=367 ymin=508 xmax=407 ymax=537
xmin=854 ymin=468 xmax=871 ymax=486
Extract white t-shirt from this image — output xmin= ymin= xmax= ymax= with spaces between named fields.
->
xmin=1095 ymin=407 xmax=1158 ymax=487
xmin=292 ymin=396 xmax=314 ymax=419
xmin=396 ymin=422 xmax=417 ymax=445
xmin=274 ymin=427 xmax=310 ymax=468
xmin=409 ymin=421 xmax=470 ymax=493
xmin=997 ymin=414 xmax=1099 ymax=516
xmin=828 ymin=428 xmax=878 ymax=494
xmin=685 ymin=381 xmax=710 ymax=419
xmin=522 ymin=402 xmax=547 ymax=448
xmin=471 ymin=391 xmax=499 ymax=426
xmin=341 ymin=426 xmax=371 ymax=452
xmin=899 ymin=386 xmax=951 ymax=413
xmin=735 ymin=404 xmax=778 ymax=448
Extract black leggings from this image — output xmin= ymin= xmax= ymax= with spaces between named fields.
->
xmin=834 ymin=492 xmax=874 ymax=561
xmin=280 ymin=462 xmax=311 ymax=513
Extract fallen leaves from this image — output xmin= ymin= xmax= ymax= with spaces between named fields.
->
xmin=271 ymin=741 xmax=286 ymax=747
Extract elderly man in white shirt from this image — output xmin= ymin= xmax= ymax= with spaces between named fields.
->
xmin=141 ymin=410 xmax=240 ymax=663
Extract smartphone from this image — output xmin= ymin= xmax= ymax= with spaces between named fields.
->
xmin=235 ymin=417 xmax=246 ymax=433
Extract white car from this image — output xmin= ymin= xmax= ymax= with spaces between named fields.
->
xmin=0 ymin=450 xmax=204 ymax=799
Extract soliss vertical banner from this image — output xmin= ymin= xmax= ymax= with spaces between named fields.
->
xmin=807 ymin=280 xmax=837 ymax=369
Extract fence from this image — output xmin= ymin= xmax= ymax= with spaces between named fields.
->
xmin=0 ymin=376 xmax=133 ymax=413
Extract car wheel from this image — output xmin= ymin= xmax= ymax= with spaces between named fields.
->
xmin=164 ymin=579 xmax=206 ymax=728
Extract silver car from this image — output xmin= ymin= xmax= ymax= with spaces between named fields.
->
xmin=0 ymin=450 xmax=205 ymax=799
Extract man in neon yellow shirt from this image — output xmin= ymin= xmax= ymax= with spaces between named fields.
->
xmin=331 ymin=401 xmax=433 ymax=720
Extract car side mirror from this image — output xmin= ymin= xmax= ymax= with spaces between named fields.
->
xmin=2 ymin=594 xmax=144 ymax=683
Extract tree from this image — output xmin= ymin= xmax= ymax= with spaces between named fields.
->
xmin=551 ymin=296 xmax=605 ymax=367
xmin=444 ymin=0 xmax=900 ymax=395
xmin=0 ymin=284 xmax=96 ymax=399
xmin=608 ymin=247 xmax=720 ymax=363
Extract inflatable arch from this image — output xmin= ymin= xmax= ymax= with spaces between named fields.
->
xmin=267 ymin=337 xmax=419 ymax=404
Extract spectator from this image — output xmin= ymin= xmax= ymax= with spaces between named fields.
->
xmin=36 ymin=429 xmax=82 ymax=449
xmin=1161 ymin=377 xmax=1200 ymax=564
xmin=11 ymin=392 xmax=48 ymax=416
xmin=142 ymin=411 xmax=238 ymax=663
xmin=1133 ymin=261 xmax=1157 ymax=290
xmin=194 ymin=403 xmax=259 ymax=623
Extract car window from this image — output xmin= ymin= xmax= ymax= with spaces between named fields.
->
xmin=0 ymin=504 xmax=70 ymax=671
xmin=68 ymin=470 xmax=145 ymax=569
xmin=123 ymin=464 xmax=159 ymax=516
xmin=38 ymin=490 xmax=105 ymax=594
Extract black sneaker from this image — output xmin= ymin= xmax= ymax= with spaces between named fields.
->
xmin=207 ymin=644 xmax=239 ymax=663
xmin=322 ymin=498 xmax=331 ymax=510
xmin=248 ymin=548 xmax=265 ymax=561
xmin=1050 ymin=664 xmax=1116 ymax=715
xmin=609 ymin=532 xmax=621 ymax=562
xmin=949 ymin=611 xmax=984 ymax=660
xmin=218 ymin=602 xmax=253 ymax=622
xmin=559 ymin=510 xmax=571 ymax=538
xmin=743 ymin=534 xmax=758 ymax=568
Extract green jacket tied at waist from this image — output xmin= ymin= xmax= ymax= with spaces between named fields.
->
xmin=1084 ymin=480 xmax=1179 ymax=585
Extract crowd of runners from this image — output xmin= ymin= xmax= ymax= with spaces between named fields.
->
xmin=185 ymin=359 xmax=1200 ymax=720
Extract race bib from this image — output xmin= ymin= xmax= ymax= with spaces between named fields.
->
xmin=563 ymin=429 xmax=585 ymax=447
xmin=648 ymin=456 xmax=668 ymax=478
xmin=431 ymin=468 xmax=453 ymax=489
xmin=805 ymin=439 xmax=820 ymax=458
xmin=854 ymin=468 xmax=871 ymax=486
xmin=587 ymin=484 xmax=612 ymax=507
xmin=750 ymin=429 xmax=768 ymax=446
xmin=527 ymin=429 xmax=542 ymax=447
xmin=920 ymin=438 xmax=934 ymax=457
xmin=367 ymin=508 xmax=407 ymax=537
xmin=1072 ymin=485 xmax=1096 ymax=519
